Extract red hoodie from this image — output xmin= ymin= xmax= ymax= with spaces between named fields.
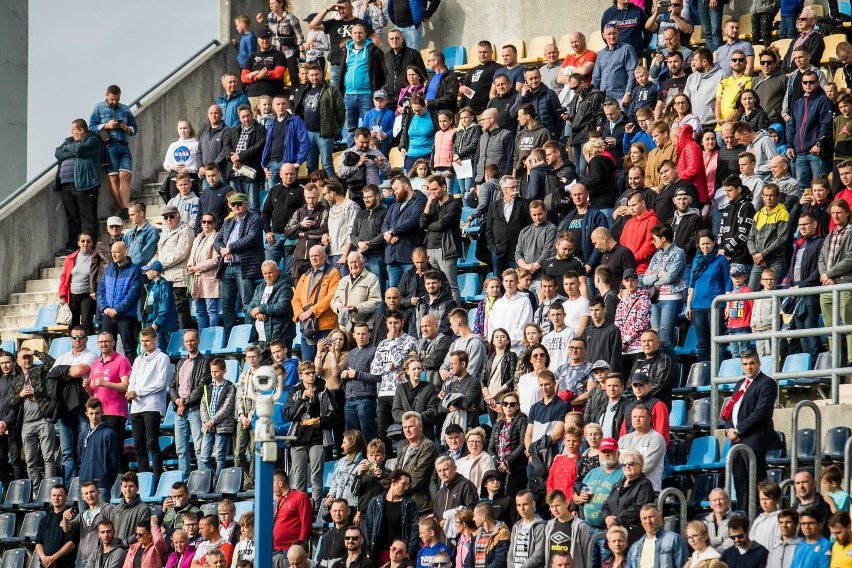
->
xmin=676 ymin=124 xmax=709 ymax=204
xmin=273 ymin=489 xmax=313 ymax=551
xmin=621 ymin=209 xmax=659 ymax=274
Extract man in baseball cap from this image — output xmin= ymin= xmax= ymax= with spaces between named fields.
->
xmin=585 ymin=360 xmax=613 ymax=425
xmin=576 ymin=437 xmax=622 ymax=532
xmin=363 ymin=89 xmax=394 ymax=156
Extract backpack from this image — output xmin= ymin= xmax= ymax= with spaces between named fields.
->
xmin=543 ymin=170 xmax=570 ymax=217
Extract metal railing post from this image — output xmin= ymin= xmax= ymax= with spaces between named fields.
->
xmin=844 ymin=436 xmax=852 ymax=494
xmin=656 ymin=488 xmax=688 ymax=534
xmin=725 ymin=444 xmax=757 ymax=520
xmin=790 ymin=400 xmax=823 ymax=507
xmin=780 ymin=479 xmax=795 ymax=507
xmin=586 ymin=530 xmax=607 ymax=568
xmin=711 ymin=305 xmax=720 ymax=427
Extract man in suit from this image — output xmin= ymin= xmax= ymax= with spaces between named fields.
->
xmin=396 ymin=410 xmax=438 ymax=515
xmin=486 ymin=175 xmax=532 ymax=276
xmin=722 ymin=350 xmax=782 ymax=511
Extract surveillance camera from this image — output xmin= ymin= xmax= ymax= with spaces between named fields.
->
xmin=252 ymin=365 xmax=277 ymax=392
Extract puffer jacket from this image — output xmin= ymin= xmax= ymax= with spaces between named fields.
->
xmin=54 ymin=133 xmax=101 ymax=190
xmin=511 ymin=86 xmax=565 ymax=139
xmin=246 ymin=275 xmax=296 ymax=344
xmin=97 ymin=260 xmax=143 ymax=319
xmin=200 ymin=379 xmax=236 ymax=434
xmin=156 ymin=222 xmax=194 ymax=288
xmin=327 ymin=451 xmax=364 ymax=508
xmin=475 ymin=127 xmax=514 ymax=182
xmin=142 ymin=278 xmax=179 ymax=332
xmin=675 ymin=124 xmax=709 ymax=203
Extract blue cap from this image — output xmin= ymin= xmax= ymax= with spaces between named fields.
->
xmin=142 ymin=260 xmax=164 ymax=272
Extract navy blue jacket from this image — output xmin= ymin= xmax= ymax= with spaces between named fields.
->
xmin=142 ymin=278 xmax=179 ymax=333
xmin=381 ymin=190 xmax=428 ymax=264
xmin=559 ymin=207 xmax=608 ymax=267
xmin=787 ymin=88 xmax=834 ymax=158
xmin=787 ymin=234 xmax=824 ymax=287
xmin=245 ymin=275 xmax=296 ymax=345
xmin=510 ymin=86 xmax=565 ymax=139
xmin=97 ymin=260 xmax=143 ymax=319
xmin=78 ymin=422 xmax=121 ymax=490
xmin=215 ymin=210 xmax=265 ymax=279
xmin=722 ymin=371 xmax=784 ymax=453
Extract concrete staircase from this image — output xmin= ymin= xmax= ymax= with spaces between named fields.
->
xmin=0 ymin=177 xmax=166 ymax=344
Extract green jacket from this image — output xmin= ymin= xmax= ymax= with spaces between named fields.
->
xmin=293 ymin=82 xmax=346 ymax=139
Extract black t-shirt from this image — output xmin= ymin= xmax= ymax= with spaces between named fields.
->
xmin=323 ymin=17 xmax=375 ymax=65
xmin=549 ymin=518 xmax=574 ymax=556
xmin=656 ymin=75 xmax=688 ymax=108
xmin=565 ymin=213 xmax=586 ymax=258
xmin=487 ymin=91 xmax=519 ymax=132
xmin=376 ymin=499 xmax=404 ymax=550
xmin=391 ymin=0 xmax=415 ymax=26
xmin=302 ymin=86 xmax=323 ymax=132
xmin=653 ymin=180 xmax=700 ymax=225
xmin=243 ymin=49 xmax=289 ymax=97
xmin=269 ymin=118 xmax=287 ymax=162
xmin=36 ymin=509 xmax=80 ymax=568
xmin=543 ymin=255 xmax=585 ymax=296
xmin=463 ymin=61 xmax=502 ymax=114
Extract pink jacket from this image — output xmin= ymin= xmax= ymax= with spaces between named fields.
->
xmin=122 ymin=524 xmax=167 ymax=568
xmin=433 ymin=127 xmax=456 ymax=168
xmin=166 ymin=545 xmax=196 ymax=568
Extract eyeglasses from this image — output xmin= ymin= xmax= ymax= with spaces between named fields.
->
xmin=621 ymin=462 xmax=637 ymax=468
xmin=531 ymin=353 xmax=547 ymax=358
xmin=201 ymin=219 xmax=214 ymax=224
xmin=686 ymin=534 xmax=700 ymax=540
xmin=164 ymin=214 xmax=177 ymax=219
xmin=230 ymin=202 xmax=246 ymax=207
xmin=135 ymin=532 xmax=148 ymax=538
xmin=760 ymin=60 xmax=774 ymax=65
xmin=71 ymin=335 xmax=86 ymax=340
xmin=802 ymin=80 xmax=817 ymax=85
xmin=568 ymin=346 xmax=585 ymax=350
xmin=797 ymin=16 xmax=810 ymax=20
xmin=731 ymin=58 xmax=746 ymax=63
xmin=468 ymin=439 xmax=483 ymax=445
xmin=344 ymin=536 xmax=361 ymax=541
xmin=433 ymin=563 xmax=450 ymax=567
xmin=729 ymin=533 xmax=747 ymax=540
xmin=800 ymin=521 xmax=818 ymax=526
xmin=501 ymin=401 xmax=518 ymax=407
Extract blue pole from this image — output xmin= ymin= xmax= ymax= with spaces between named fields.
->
xmin=255 ymin=442 xmax=274 ymax=566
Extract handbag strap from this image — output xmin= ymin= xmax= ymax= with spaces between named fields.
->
xmin=307 ymin=270 xmax=324 ymax=307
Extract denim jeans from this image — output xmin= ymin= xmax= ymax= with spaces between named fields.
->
xmin=301 ymin=329 xmax=331 ymax=362
xmin=363 ymin=256 xmax=387 ymax=295
xmin=345 ymin=398 xmax=378 ymax=443
xmin=345 ymin=94 xmax=374 ymax=146
xmin=267 ymin=160 xmax=284 ymax=190
xmin=195 ymin=298 xmax=220 ymax=330
xmin=780 ymin=16 xmax=796 ymax=39
xmin=651 ymin=299 xmax=682 ymax=361
xmin=200 ymin=432 xmax=232 ymax=477
xmin=793 ymin=295 xmax=822 ymax=361
xmin=387 ymin=262 xmax=414 ymax=288
xmin=397 ymin=25 xmax=423 ymax=51
xmin=220 ymin=264 xmax=256 ymax=337
xmin=728 ymin=327 xmax=752 ymax=357
xmin=691 ymin=306 xmax=726 ymax=362
xmin=307 ymin=131 xmax=336 ymax=175
xmin=290 ymin=443 xmax=324 ymax=497
xmin=57 ymin=409 xmax=87 ymax=482
xmin=228 ymin=176 xmax=262 ymax=213
xmin=106 ymin=143 xmax=133 ymax=174
xmin=428 ymin=248 xmax=461 ymax=303
xmin=458 ymin=177 xmax=474 ymax=196
xmin=492 ymin=254 xmax=518 ymax=279
xmin=174 ymin=407 xmax=203 ymax=479
xmin=696 ymin=0 xmax=724 ymax=51
xmin=748 ymin=261 xmax=784 ymax=291
xmin=794 ymin=154 xmax=829 ymax=190
xmin=599 ymin=208 xmax=614 ymax=229
xmin=404 ymin=154 xmax=431 ymax=171
xmin=329 ymin=254 xmax=350 ymax=277
xmin=571 ymin=145 xmax=588 ymax=182
xmin=330 ymin=65 xmax=342 ymax=92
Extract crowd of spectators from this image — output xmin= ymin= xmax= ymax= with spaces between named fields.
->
xmin=34 ymin=0 xmax=852 ymax=567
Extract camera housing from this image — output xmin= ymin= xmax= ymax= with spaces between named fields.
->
xmin=252 ymin=366 xmax=276 ymax=392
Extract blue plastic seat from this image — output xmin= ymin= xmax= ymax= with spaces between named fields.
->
xmin=86 ymin=334 xmax=99 ymax=353
xmin=442 ymin=45 xmax=467 ymax=70
xmin=161 ymin=406 xmax=176 ymax=431
xmin=778 ymin=352 xmax=813 ymax=387
xmin=674 ymin=326 xmax=698 ymax=357
xmin=19 ymin=304 xmax=60 ymax=334
xmin=166 ymin=329 xmax=190 ymax=358
xmin=767 ymin=430 xmax=790 ymax=466
xmin=669 ymin=400 xmax=687 ymax=429
xmin=323 ymin=461 xmax=337 ymax=491
xmin=48 ymin=337 xmax=72 ymax=360
xmin=459 ymin=273 xmax=483 ymax=303
xmin=21 ymin=477 xmax=63 ymax=510
xmin=467 ymin=308 xmax=478 ymax=327
xmin=671 ymin=436 xmax=720 ymax=472
xmin=479 ymin=414 xmax=492 ymax=427
xmin=705 ymin=438 xmax=731 ymax=470
xmin=260 ymin=190 xmax=269 ymax=209
xmin=0 ymin=340 xmax=15 ymax=354
xmin=823 ymin=426 xmax=851 ymax=461
xmin=293 ymin=323 xmax=303 ymax=352
xmin=142 ymin=470 xmax=185 ymax=503
xmin=198 ymin=326 xmax=226 ymax=354
xmin=796 ymin=428 xmax=817 ymax=463
xmin=0 ymin=479 xmax=31 ymax=511
xmin=211 ymin=324 xmax=254 ymax=355
xmin=198 ymin=467 xmax=243 ymax=500
xmin=235 ymin=500 xmax=254 ymax=519
xmin=689 ymin=472 xmax=721 ymax=509
xmin=188 ymin=469 xmax=214 ymax=496
xmin=225 ymin=359 xmax=240 ymax=384
xmin=457 ymin=240 xmax=484 ymax=270
xmin=686 ymin=398 xmax=712 ymax=431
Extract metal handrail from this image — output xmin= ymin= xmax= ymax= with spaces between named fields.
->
xmin=709 ymin=282 xmax=852 ymax=421
xmin=586 ymin=530 xmax=607 ymax=568
xmin=843 ymin=436 xmax=852 ymax=494
xmin=657 ymin=487 xmax=688 ymax=534
xmin=790 ymin=400 xmax=823 ymax=507
xmin=780 ymin=478 xmax=795 ymax=507
xmin=0 ymin=39 xmax=222 ymax=212
xmin=724 ymin=444 xmax=757 ymax=520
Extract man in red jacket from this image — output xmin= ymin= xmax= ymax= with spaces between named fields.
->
xmin=619 ymin=191 xmax=659 ymax=276
xmin=272 ymin=469 xmax=313 ymax=552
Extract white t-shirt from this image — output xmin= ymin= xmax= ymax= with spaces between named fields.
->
xmin=543 ymin=327 xmax=576 ymax=371
xmin=518 ymin=372 xmax=544 ymax=415
xmin=563 ymin=296 xmax=590 ymax=334
xmin=254 ymin=285 xmax=274 ymax=341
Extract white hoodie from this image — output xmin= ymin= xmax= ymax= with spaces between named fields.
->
xmin=128 ymin=349 xmax=172 ymax=415
xmin=488 ymin=292 xmax=534 ymax=352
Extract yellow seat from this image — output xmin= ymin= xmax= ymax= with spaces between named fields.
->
xmin=519 ymin=35 xmax=557 ymax=64
xmin=805 ymin=4 xmax=825 ymax=16
xmin=333 ymin=151 xmax=343 ymax=172
xmin=20 ymin=338 xmax=46 ymax=354
xmin=587 ymin=32 xmax=606 ymax=53
xmin=455 ymin=42 xmax=497 ymax=72
xmin=770 ymin=38 xmax=793 ymax=57
xmin=822 ymin=33 xmax=847 ymax=65
xmin=389 ymin=147 xmax=405 ymax=172
xmin=502 ymin=38 xmax=527 ymax=59
xmin=420 ymin=48 xmax=433 ymax=63
xmin=835 ymin=66 xmax=848 ymax=90
xmin=558 ymin=34 xmax=574 ymax=58
xmin=298 ymin=162 xmax=308 ymax=179
xmin=738 ymin=14 xmax=753 ymax=40
xmin=722 ymin=14 xmax=733 ymax=26
xmin=690 ymin=26 xmax=705 ymax=47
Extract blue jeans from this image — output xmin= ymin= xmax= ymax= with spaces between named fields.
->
xmin=691 ymin=306 xmax=726 ymax=362
xmin=345 ymin=398 xmax=378 ymax=443
xmin=387 ymin=262 xmax=414 ymax=288
xmin=265 ymin=233 xmax=289 ymax=265
xmin=572 ymin=144 xmax=588 ymax=182
xmin=174 ymin=407 xmax=203 ymax=479
xmin=267 ymin=159 xmax=284 ymax=190
xmin=404 ymin=154 xmax=431 ymax=171
xmin=697 ymin=0 xmax=724 ymax=51
xmin=728 ymin=327 xmax=752 ymax=357
xmin=200 ymin=432 xmax=231 ymax=477
xmin=228 ymin=177 xmax=262 ymax=213
xmin=329 ymin=254 xmax=350 ymax=277
xmin=780 ymin=16 xmax=796 ymax=39
xmin=57 ymin=410 xmax=87 ymax=482
xmin=397 ymin=25 xmax=423 ymax=51
xmin=195 ymin=298 xmax=220 ymax=330
xmin=345 ymin=93 xmax=373 ymax=146
xmin=651 ymin=299 xmax=682 ymax=361
xmin=794 ymin=295 xmax=821 ymax=360
xmin=220 ymin=264 xmax=257 ymax=337
xmin=330 ymin=65 xmax=341 ymax=92
xmin=364 ymin=256 xmax=387 ymax=295
xmin=749 ymin=261 xmax=784 ymax=291
xmin=599 ymin=208 xmax=614 ymax=229
xmin=458 ymin=177 xmax=474 ymax=196
xmin=307 ymin=131 xmax=336 ymax=175
xmin=106 ymin=143 xmax=133 ymax=174
xmin=794 ymin=154 xmax=829 ymax=190
xmin=156 ymin=330 xmax=171 ymax=352
xmin=492 ymin=254 xmax=518 ymax=278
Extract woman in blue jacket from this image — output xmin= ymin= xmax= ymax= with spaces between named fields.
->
xmin=686 ymin=229 xmax=733 ymax=362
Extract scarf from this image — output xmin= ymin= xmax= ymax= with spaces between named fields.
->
xmin=690 ymin=250 xmax=715 ymax=286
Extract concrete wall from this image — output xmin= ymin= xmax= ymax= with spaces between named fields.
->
xmin=0 ymin=3 xmax=27 ymax=199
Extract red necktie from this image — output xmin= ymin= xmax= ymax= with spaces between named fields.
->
xmin=721 ymin=379 xmax=751 ymax=422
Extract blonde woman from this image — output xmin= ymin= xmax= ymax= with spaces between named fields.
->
xmin=455 ymin=427 xmax=496 ymax=488
xmin=684 ymin=520 xmax=721 ymax=567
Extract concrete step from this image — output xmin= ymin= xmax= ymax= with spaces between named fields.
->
xmin=25 ymin=278 xmax=60 ymax=293
xmin=39 ymin=267 xmax=64 ymax=280
xmin=0 ymin=312 xmax=41 ymax=330
xmin=0 ymin=302 xmax=40 ymax=319
xmin=143 ymin=182 xmax=164 ymax=195
xmin=0 ymin=330 xmax=32 ymax=343
xmin=8 ymin=291 xmax=60 ymax=305
xmin=55 ymin=256 xmax=67 ymax=268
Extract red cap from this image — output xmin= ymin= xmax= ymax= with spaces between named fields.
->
xmin=599 ymin=438 xmax=619 ymax=452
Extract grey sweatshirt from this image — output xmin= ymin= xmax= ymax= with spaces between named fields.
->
xmin=515 ymin=222 xmax=558 ymax=273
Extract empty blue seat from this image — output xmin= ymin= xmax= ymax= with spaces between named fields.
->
xmin=458 ymin=240 xmax=484 ymax=270
xmin=188 ymin=469 xmax=214 ymax=496
xmin=166 ymin=329 xmax=190 ymax=358
xmin=293 ymin=323 xmax=302 ymax=352
xmin=459 ymin=273 xmax=482 ymax=303
xmin=689 ymin=472 xmax=721 ymax=509
xmin=211 ymin=324 xmax=254 ymax=355
xmin=823 ymin=426 xmax=851 ymax=461
xmin=671 ymin=436 xmax=720 ymax=473
xmin=235 ymin=500 xmax=254 ymax=519
xmin=669 ymin=400 xmax=687 ymax=428
xmin=778 ymin=353 xmax=813 ymax=387
xmin=675 ymin=361 xmax=710 ymax=394
xmin=323 ymin=461 xmax=337 ymax=491
xmin=198 ymin=466 xmax=243 ymax=500
xmin=161 ymin=406 xmax=177 ymax=431
xmin=199 ymin=326 xmax=226 ymax=354
xmin=0 ymin=340 xmax=15 ymax=354
xmin=442 ymin=45 xmax=467 ymax=69
xmin=19 ymin=304 xmax=60 ymax=334
xmin=767 ymin=430 xmax=790 ymax=466
xmin=142 ymin=470 xmax=184 ymax=503
xmin=225 ymin=359 xmax=240 ymax=384
xmin=467 ymin=308 xmax=478 ymax=327
xmin=48 ymin=337 xmax=72 ymax=360
xmin=674 ymin=326 xmax=697 ymax=357
xmin=86 ymin=334 xmax=99 ymax=353
xmin=796 ymin=428 xmax=816 ymax=462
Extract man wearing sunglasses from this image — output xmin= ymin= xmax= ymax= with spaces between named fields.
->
xmin=715 ymin=50 xmax=752 ymax=126
xmin=786 ymin=69 xmax=834 ymax=190
xmin=122 ymin=520 xmax=167 ymax=568
xmin=752 ymin=50 xmax=786 ymax=124
xmin=333 ymin=526 xmax=371 ymax=568
xmin=719 ymin=516 xmax=769 ymax=568
xmin=782 ymin=7 xmax=825 ymax=73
